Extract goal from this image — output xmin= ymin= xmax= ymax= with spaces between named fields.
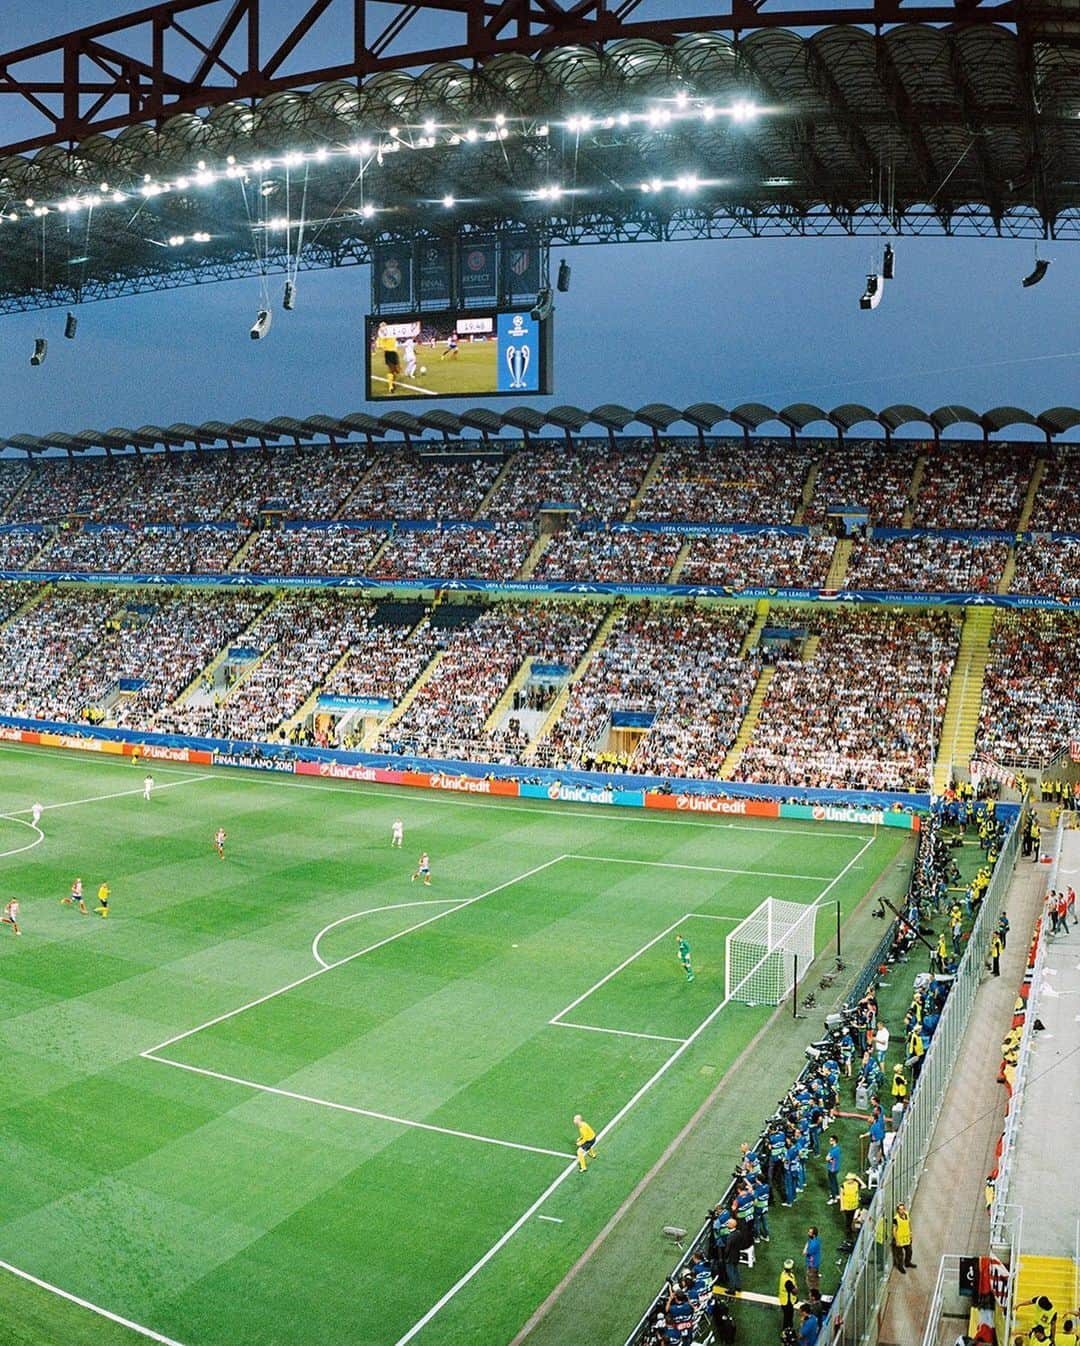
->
xmin=724 ymin=897 xmax=819 ymax=1006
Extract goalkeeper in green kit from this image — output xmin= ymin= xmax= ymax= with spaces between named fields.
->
xmin=676 ymin=932 xmax=694 ymax=983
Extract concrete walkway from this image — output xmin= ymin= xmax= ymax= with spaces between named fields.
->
xmin=877 ymin=847 xmax=1051 ymax=1346
xmin=1011 ymin=828 xmax=1080 ymax=1260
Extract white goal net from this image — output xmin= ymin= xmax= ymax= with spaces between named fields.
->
xmin=724 ymin=897 xmax=819 ymax=1006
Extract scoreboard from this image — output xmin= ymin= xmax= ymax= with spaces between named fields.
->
xmin=365 ymin=306 xmax=553 ymax=402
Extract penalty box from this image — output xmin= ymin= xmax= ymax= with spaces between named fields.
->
xmin=140 ymin=852 xmax=827 ymax=1158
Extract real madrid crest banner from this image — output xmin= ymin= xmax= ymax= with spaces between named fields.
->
xmin=374 ymin=244 xmax=413 ymax=307
xmin=459 ymin=237 xmax=496 ymax=303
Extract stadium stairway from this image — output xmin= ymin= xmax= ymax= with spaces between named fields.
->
xmin=473 ymin=451 xmax=518 ymax=517
xmin=1016 ymin=456 xmax=1047 ymax=531
xmin=792 ymin=458 xmax=821 ymax=524
xmin=225 ymin=528 xmax=260 ymax=571
xmin=902 ymin=453 xmax=928 ymax=526
xmin=279 ymin=644 xmax=361 ymax=739
xmin=996 ymin=547 xmax=1018 ymax=595
xmin=482 ymin=656 xmax=535 ymax=733
xmin=800 ymin=632 xmax=821 ymax=662
xmin=824 ymin=536 xmax=853 ymax=588
xmin=171 ymin=591 xmax=282 ymax=708
xmin=0 ymin=464 xmax=37 ymax=517
xmin=738 ymin=599 xmax=770 ymax=657
xmin=362 ymin=650 xmax=446 ymax=748
xmin=525 ymin=602 xmax=623 ymax=758
xmin=516 ymin=533 xmax=551 ymax=579
xmin=365 ymin=531 xmax=394 ymax=574
xmin=666 ymin=538 xmax=693 ymax=582
xmin=720 ymin=664 xmax=777 ymax=777
xmin=334 ymin=457 xmax=382 ymax=518
xmin=1012 ymin=1257 xmax=1079 ymax=1336
xmin=0 ymin=581 xmax=51 ymax=631
xmin=931 ymin=606 xmax=995 ymax=791
xmin=624 ymin=450 xmax=665 ymax=521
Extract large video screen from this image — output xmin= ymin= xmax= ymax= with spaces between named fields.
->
xmin=365 ymin=308 xmax=552 ymax=401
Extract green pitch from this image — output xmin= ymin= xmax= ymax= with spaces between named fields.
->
xmin=0 ymin=746 xmax=909 ymax=1346
xmin=369 ymin=340 xmax=498 ymax=400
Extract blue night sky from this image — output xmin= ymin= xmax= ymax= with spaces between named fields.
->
xmin=1 ymin=1 xmax=1077 ymax=440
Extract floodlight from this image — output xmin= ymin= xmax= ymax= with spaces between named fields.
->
xmin=250 ymin=309 xmax=272 ymax=340
xmin=1022 ymin=258 xmax=1050 ymax=287
xmin=64 ymin=312 xmax=78 ymax=340
xmin=30 ymin=338 xmax=47 ymax=366
xmin=860 ymin=273 xmax=883 ymax=310
xmin=441 ymin=194 xmax=455 ymax=208
xmin=361 ymin=203 xmax=376 ymax=218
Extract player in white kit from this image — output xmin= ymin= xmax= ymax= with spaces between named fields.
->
xmin=392 ymin=819 xmax=404 ymax=848
xmin=143 ymin=774 xmax=154 ymax=801
xmin=30 ymin=802 xmax=43 ymax=828
xmin=403 ymin=338 xmax=417 ymax=378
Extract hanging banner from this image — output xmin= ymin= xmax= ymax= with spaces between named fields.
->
xmin=459 ymin=237 xmax=496 ymax=303
xmin=501 ymin=237 xmax=541 ymax=301
xmin=374 ymin=244 xmax=413 ymax=307
xmin=417 ymin=238 xmax=452 ymax=306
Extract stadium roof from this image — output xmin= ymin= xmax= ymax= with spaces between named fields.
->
xmin=4 ymin=401 xmax=1079 ymax=456
xmin=1 ymin=15 xmax=1079 ymax=311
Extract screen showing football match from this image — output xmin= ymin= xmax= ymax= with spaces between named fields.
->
xmin=365 ymin=308 xmax=551 ymax=401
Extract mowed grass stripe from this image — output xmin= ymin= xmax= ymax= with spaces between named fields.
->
xmin=0 ymin=747 xmax=908 ymax=1346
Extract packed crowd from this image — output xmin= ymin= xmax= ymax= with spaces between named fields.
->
xmin=321 ymin=613 xmax=441 ymax=710
xmin=0 ymin=529 xmax=46 ymax=570
xmin=346 ymin=448 xmax=501 ymax=520
xmin=912 ymin=444 xmax=1035 ymax=530
xmin=1027 ymin=447 xmax=1080 ymax=531
xmin=732 ymin=610 xmax=960 ymax=791
xmin=636 ymin=441 xmax=815 ymax=524
xmin=374 ymin=524 xmax=534 ymax=581
xmin=37 ymin=527 xmax=142 ymax=572
xmin=803 ymin=441 xmax=920 ymax=526
xmin=1010 ymin=539 xmax=1080 ymax=597
xmin=976 ymin=612 xmax=1080 ymax=763
xmin=484 ymin=439 xmax=652 ymax=522
xmin=129 ymin=527 xmax=245 ymax=574
xmin=242 ymin=524 xmax=388 ymax=576
xmin=680 ymin=532 xmax=836 ymax=589
xmin=376 ymin=602 xmax=600 ymax=761
xmin=541 ymin=604 xmax=757 ymax=776
xmin=536 ymin=528 xmax=683 ymax=583
xmin=842 ymin=535 xmax=1009 ymax=593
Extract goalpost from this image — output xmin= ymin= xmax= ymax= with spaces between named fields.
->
xmin=724 ymin=897 xmax=819 ymax=1006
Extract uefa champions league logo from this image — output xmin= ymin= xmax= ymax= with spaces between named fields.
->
xmin=506 ymin=342 xmax=530 ymax=388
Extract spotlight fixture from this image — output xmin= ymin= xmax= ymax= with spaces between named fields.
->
xmin=283 ymin=280 xmax=296 ymax=311
xmin=556 ymin=259 xmax=571 ymax=292
xmin=30 ymin=337 xmax=47 ymax=366
xmin=859 ymin=273 xmax=883 ymax=311
xmin=1022 ymin=257 xmax=1050 ymax=288
xmin=882 ymin=243 xmax=895 ymax=280
xmin=250 ymin=308 xmax=272 ymax=340
xmin=64 ymin=312 xmax=78 ymax=340
xmin=530 ymin=287 xmax=554 ymax=322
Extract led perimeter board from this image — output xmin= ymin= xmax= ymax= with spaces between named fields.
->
xmin=365 ymin=308 xmax=552 ymax=401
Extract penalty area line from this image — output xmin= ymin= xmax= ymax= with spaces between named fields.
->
xmin=143 ymin=1055 xmax=575 ymax=1161
xmin=0 ymin=1256 xmax=188 ymax=1346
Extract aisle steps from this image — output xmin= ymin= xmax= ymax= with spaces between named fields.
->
xmin=720 ymin=665 xmax=777 ymax=778
xmin=931 ymin=606 xmax=995 ymax=792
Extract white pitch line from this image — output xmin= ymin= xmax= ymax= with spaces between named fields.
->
xmin=140 ymin=855 xmax=567 ymax=1057
xmin=813 ymin=832 xmax=876 ymax=904
xmin=369 ymin=373 xmax=438 ymax=397
xmin=562 ymin=853 xmax=832 ymax=881
xmin=536 ymin=1216 xmax=563 ymax=1224
xmin=551 ymin=1021 xmax=689 ymax=1045
xmin=0 ymin=1256 xmax=188 ymax=1346
xmin=548 ymin=915 xmax=688 ymax=1025
xmin=311 ymin=899 xmax=462 ymax=969
xmin=392 ymin=832 xmax=886 ymax=1346
xmin=0 ymin=813 xmax=44 ymax=859
xmin=143 ymin=1056 xmax=574 ymax=1160
xmin=6 ymin=775 xmax=214 ymax=816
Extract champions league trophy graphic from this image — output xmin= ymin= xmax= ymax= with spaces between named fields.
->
xmin=505 ymin=313 xmax=531 ymax=389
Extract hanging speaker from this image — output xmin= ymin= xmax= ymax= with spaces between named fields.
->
xmin=859 ymin=274 xmax=883 ymax=311
xmin=556 ymin=259 xmax=571 ymax=292
xmin=30 ymin=338 xmax=47 ymax=366
xmin=530 ymin=288 xmax=553 ymax=322
xmin=882 ymin=244 xmax=895 ymax=281
xmin=250 ymin=308 xmax=272 ymax=340
xmin=1021 ymin=258 xmax=1050 ymax=288
xmin=283 ymin=280 xmax=296 ymax=311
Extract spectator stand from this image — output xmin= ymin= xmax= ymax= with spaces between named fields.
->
xmin=842 ymin=528 xmax=1012 ymax=595
xmin=1010 ymin=533 xmax=1080 ymax=599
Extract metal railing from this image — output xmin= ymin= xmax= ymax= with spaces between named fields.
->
xmin=825 ymin=814 xmax=1022 ymax=1346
